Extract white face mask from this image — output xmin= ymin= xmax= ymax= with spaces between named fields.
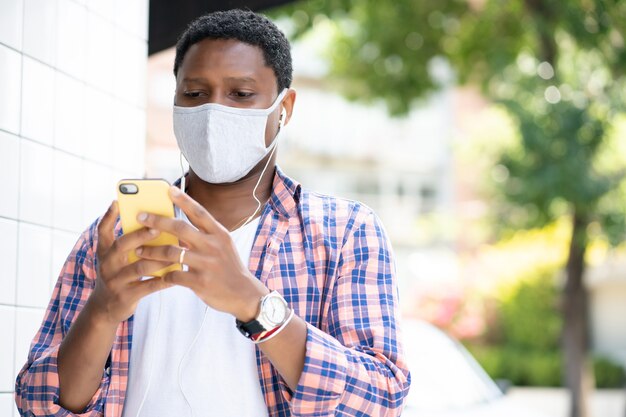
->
xmin=173 ymin=89 xmax=287 ymax=184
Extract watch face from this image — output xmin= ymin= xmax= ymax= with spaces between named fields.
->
xmin=264 ymin=296 xmax=288 ymax=326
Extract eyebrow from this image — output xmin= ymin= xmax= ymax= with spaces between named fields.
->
xmin=225 ymin=76 xmax=257 ymax=83
xmin=181 ymin=76 xmax=257 ymax=84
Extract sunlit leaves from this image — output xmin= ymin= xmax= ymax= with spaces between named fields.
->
xmin=270 ymin=0 xmax=626 ymax=242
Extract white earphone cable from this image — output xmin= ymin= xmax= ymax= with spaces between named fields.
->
xmin=178 ymin=305 xmax=210 ymax=417
xmin=180 ymin=151 xmax=187 ymax=193
xmin=135 ymin=290 xmax=164 ymax=417
xmin=241 ymin=111 xmax=285 ymax=229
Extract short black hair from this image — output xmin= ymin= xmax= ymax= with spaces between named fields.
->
xmin=174 ymin=9 xmax=293 ymax=92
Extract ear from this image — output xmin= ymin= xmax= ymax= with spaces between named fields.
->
xmin=280 ymin=88 xmax=297 ymax=126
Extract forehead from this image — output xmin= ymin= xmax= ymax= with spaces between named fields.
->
xmin=177 ymin=38 xmax=276 ymax=86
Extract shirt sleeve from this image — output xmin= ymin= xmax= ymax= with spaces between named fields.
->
xmin=14 ymin=221 xmax=109 ymax=417
xmin=281 ymin=210 xmax=411 ymax=416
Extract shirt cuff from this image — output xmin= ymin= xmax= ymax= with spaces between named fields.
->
xmin=280 ymin=324 xmax=348 ymax=416
xmin=16 ymin=344 xmax=108 ymax=416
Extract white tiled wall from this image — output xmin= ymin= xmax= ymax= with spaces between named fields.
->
xmin=0 ymin=393 xmax=15 ymax=417
xmin=0 ymin=46 xmax=22 ymax=134
xmin=0 ymin=306 xmax=17 ymax=391
xmin=16 ymin=223 xmax=53 ymax=309
xmin=22 ymin=0 xmax=58 ymax=67
xmin=19 ymin=140 xmax=54 ymax=226
xmin=0 ymin=0 xmax=149 ymax=414
xmin=20 ymin=57 xmax=56 ymax=146
xmin=54 ymin=71 xmax=85 ymax=155
xmin=0 ymin=0 xmax=23 ymax=51
xmin=0 ymin=132 xmax=20 ymax=218
xmin=0 ymin=219 xmax=19 ymax=306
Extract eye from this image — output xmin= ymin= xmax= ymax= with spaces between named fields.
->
xmin=231 ymin=91 xmax=255 ymax=99
xmin=183 ymin=91 xmax=205 ymax=98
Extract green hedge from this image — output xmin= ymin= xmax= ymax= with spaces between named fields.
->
xmin=594 ymin=357 xmax=626 ymax=388
xmin=466 ymin=345 xmax=624 ymax=388
xmin=466 ymin=270 xmax=625 ymax=388
xmin=498 ymin=274 xmax=562 ymax=351
xmin=467 ymin=345 xmax=562 ymax=386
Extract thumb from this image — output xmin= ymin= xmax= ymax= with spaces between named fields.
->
xmin=97 ymin=201 xmax=119 ymax=253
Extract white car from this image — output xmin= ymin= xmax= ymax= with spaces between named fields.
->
xmin=401 ymin=320 xmax=551 ymax=417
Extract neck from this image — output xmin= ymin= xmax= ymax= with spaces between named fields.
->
xmin=185 ymin=158 xmax=276 ymax=231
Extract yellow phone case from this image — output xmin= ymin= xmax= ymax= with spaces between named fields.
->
xmin=116 ymin=179 xmax=181 ymax=277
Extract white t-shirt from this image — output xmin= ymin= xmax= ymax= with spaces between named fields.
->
xmin=121 ymin=211 xmax=267 ymax=417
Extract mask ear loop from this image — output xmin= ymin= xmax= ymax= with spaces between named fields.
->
xmin=240 ymin=109 xmax=285 ymax=228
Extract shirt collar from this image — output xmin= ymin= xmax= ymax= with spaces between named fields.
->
xmin=269 ymin=165 xmax=301 ymax=219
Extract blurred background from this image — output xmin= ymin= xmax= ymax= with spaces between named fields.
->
xmin=0 ymin=0 xmax=625 ymax=416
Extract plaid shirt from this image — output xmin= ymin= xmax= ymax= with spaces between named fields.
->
xmin=15 ymin=167 xmax=410 ymax=416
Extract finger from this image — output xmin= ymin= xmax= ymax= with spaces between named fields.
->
xmin=130 ymin=277 xmax=173 ymax=299
xmin=135 ymin=245 xmax=182 ymax=263
xmin=117 ymin=259 xmax=175 ymax=281
xmin=113 ymin=227 xmax=160 ymax=254
xmin=136 ymin=213 xmax=204 ymax=248
xmin=97 ymin=201 xmax=119 ymax=253
xmin=169 ymin=186 xmax=225 ymax=235
xmin=162 ymin=270 xmax=200 ymax=290
xmin=136 ymin=245 xmax=206 ymax=269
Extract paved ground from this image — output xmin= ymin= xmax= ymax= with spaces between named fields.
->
xmin=506 ymin=388 xmax=626 ymax=417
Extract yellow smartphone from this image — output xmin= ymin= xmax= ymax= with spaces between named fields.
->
xmin=116 ymin=179 xmax=181 ymax=277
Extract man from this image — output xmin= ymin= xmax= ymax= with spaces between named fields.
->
xmin=16 ymin=9 xmax=410 ymax=417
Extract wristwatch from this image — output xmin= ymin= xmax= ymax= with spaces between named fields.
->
xmin=236 ymin=291 xmax=290 ymax=339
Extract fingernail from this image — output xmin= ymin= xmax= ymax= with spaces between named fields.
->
xmin=171 ymin=186 xmax=182 ymax=196
xmin=136 ymin=247 xmax=143 ymax=255
xmin=138 ymin=212 xmax=148 ymax=222
xmin=148 ymin=228 xmax=159 ymax=236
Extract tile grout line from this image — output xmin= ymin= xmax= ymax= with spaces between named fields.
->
xmin=0 ymin=214 xmax=84 ymax=235
xmin=0 ymin=129 xmax=144 ymax=177
xmin=0 ymin=303 xmax=46 ymax=311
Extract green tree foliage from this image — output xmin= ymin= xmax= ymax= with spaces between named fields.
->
xmin=270 ymin=1 xmax=626 ymax=416
xmin=273 ymin=0 xmax=471 ymax=114
xmin=273 ymin=1 xmax=625 ymax=112
xmin=271 ymin=0 xmax=626 ymax=245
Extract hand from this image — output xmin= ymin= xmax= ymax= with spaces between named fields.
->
xmin=88 ymin=201 xmax=174 ymax=325
xmin=134 ymin=186 xmax=269 ymax=321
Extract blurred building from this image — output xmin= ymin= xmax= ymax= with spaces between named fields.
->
xmin=277 ymin=84 xmax=456 ymax=248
